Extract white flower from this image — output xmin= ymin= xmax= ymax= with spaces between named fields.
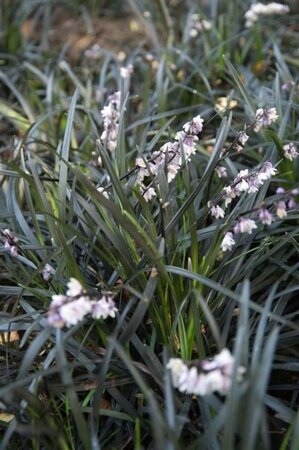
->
xmin=235 ymin=178 xmax=249 ymax=193
xmin=234 ymin=169 xmax=250 ymax=193
xmin=60 ymin=296 xmax=92 ymax=327
xmin=48 ymin=278 xmax=117 ymax=328
xmin=167 ymin=164 xmax=180 ymax=182
xmin=221 ymin=232 xmax=235 ymax=252
xmin=276 ymin=187 xmax=285 ymax=194
xmin=276 ymin=201 xmax=287 ymax=218
xmin=51 ymin=294 xmax=68 ymax=307
xmin=234 ymin=217 xmax=257 ymax=235
xmin=234 ymin=144 xmax=244 ymax=153
xmin=222 ymin=186 xmax=238 ymax=207
xmin=189 ymin=15 xmax=212 ymax=36
xmin=210 ymin=204 xmax=225 ymax=219
xmin=91 ymin=295 xmax=118 ymax=319
xmin=283 ymin=143 xmax=299 ymax=161
xmin=66 ymin=278 xmax=84 ymax=297
xmin=97 ymin=187 xmax=109 ymax=198
xmin=120 ymin=64 xmax=134 ymax=79
xmin=259 ymin=209 xmax=274 ymax=225
xmin=179 ymin=366 xmax=199 ymax=394
xmin=245 ymin=2 xmax=289 ymax=27
xmin=215 ymin=166 xmax=227 ymax=178
xmin=238 ymin=131 xmax=249 ymax=146
xmin=190 ymin=28 xmax=199 ymax=38
xmin=167 ymin=349 xmax=244 ymax=397
xmin=166 ymin=358 xmax=189 ymax=388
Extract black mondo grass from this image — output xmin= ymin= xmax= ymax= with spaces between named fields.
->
xmin=0 ymin=0 xmax=299 ymax=449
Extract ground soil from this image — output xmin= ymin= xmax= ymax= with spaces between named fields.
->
xmin=21 ymin=6 xmax=147 ymax=60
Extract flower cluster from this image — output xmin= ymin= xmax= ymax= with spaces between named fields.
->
xmin=215 ymin=163 xmax=278 ymax=252
xmin=245 ymin=2 xmax=290 ymax=28
xmin=253 ymin=108 xmax=279 ymax=132
xmin=100 ymin=91 xmax=121 ymax=152
xmin=167 ymin=348 xmax=245 ymax=396
xmin=225 ymin=162 xmax=277 ymax=203
xmin=2 ymin=229 xmax=19 ymax=257
xmin=210 ymin=161 xmax=277 ymax=221
xmin=206 ymin=106 xmax=286 ymax=251
xmin=48 ymin=278 xmax=118 ymax=328
xmin=189 ymin=14 xmax=211 ymax=38
xmin=275 ymin=187 xmax=298 ymax=217
xmin=220 ymin=185 xmax=298 ymax=252
xmin=136 ymin=115 xmax=203 ymax=201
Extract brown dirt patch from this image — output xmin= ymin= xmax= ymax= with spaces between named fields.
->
xmin=21 ymin=7 xmax=147 ymax=61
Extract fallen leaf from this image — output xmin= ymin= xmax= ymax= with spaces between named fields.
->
xmin=0 ymin=413 xmax=15 ymax=423
xmin=215 ymin=97 xmax=238 ymax=113
xmin=0 ymin=331 xmax=20 ymax=344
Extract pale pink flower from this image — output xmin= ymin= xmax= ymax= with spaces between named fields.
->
xmin=259 ymin=209 xmax=274 ymax=225
xmin=283 ymin=143 xmax=299 ymax=161
xmin=175 ymin=131 xmax=198 ymax=157
xmin=142 ymin=186 xmax=156 ymax=202
xmin=209 ymin=204 xmax=225 ymax=219
xmin=276 ymin=187 xmax=285 ymax=194
xmin=287 ymin=198 xmax=296 ymax=210
xmin=234 ymin=217 xmax=257 ymax=234
xmin=257 ymin=161 xmax=277 ymax=182
xmin=254 ymin=108 xmax=279 ymax=132
xmin=41 ymin=264 xmax=55 ymax=281
xmin=182 ymin=115 xmax=204 ymax=135
xmin=282 ymin=81 xmax=295 ymax=92
xmin=47 ymin=278 xmax=117 ymax=328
